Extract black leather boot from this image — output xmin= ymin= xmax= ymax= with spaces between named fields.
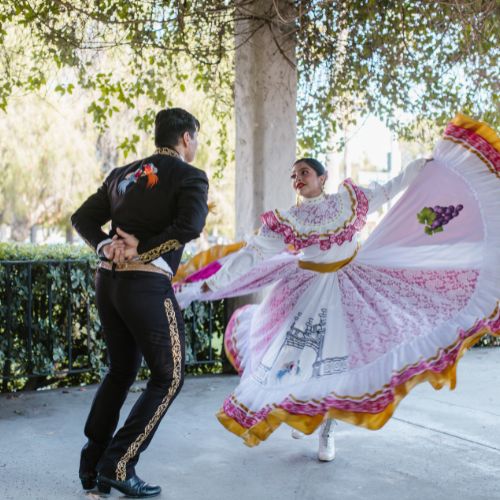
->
xmin=97 ymin=473 xmax=161 ymax=498
xmin=79 ymin=473 xmax=97 ymax=491
xmin=79 ymin=441 xmax=107 ymax=490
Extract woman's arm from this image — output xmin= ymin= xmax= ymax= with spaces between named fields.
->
xmin=203 ymin=225 xmax=286 ymax=292
xmin=361 ymin=158 xmax=429 ymax=214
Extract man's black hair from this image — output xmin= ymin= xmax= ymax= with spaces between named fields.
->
xmin=154 ymin=108 xmax=200 ymax=148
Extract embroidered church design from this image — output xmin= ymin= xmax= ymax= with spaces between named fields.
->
xmin=255 ymin=308 xmax=348 ymax=384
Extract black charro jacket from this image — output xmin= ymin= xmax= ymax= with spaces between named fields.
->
xmin=71 ymin=152 xmax=209 ymax=275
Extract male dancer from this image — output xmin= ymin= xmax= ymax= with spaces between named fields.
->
xmin=72 ymin=108 xmax=209 ymax=497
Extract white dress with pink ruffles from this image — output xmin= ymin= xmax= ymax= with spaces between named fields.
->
xmin=176 ymin=115 xmax=500 ymax=447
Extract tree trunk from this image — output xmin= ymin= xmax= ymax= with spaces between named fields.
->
xmin=10 ymin=224 xmax=30 ymax=242
xmin=228 ymin=1 xmax=297 ymax=316
xmin=234 ymin=0 xmax=297 ymax=239
xmin=65 ymin=223 xmax=74 ymax=244
xmin=30 ymin=225 xmax=39 ymax=243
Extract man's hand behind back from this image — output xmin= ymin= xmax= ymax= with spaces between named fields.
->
xmin=103 ymin=228 xmax=139 ymax=264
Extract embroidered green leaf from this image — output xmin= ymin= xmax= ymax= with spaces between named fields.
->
xmin=417 ymin=207 xmax=436 ymax=225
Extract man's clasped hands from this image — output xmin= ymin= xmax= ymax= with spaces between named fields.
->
xmin=102 ymin=227 xmax=140 ymax=264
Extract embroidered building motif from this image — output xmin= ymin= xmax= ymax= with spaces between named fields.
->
xmin=276 ymin=360 xmax=301 ymax=379
xmin=256 ymin=308 xmax=348 ymax=383
xmin=284 ymin=310 xmax=327 ymax=353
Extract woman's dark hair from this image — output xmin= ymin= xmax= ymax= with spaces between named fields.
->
xmin=154 ymin=108 xmax=200 ymax=148
xmin=294 ymin=157 xmax=326 ymax=176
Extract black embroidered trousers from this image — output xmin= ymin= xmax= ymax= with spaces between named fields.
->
xmin=81 ymin=268 xmax=185 ymax=480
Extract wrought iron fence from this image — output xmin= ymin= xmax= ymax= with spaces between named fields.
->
xmin=0 ymin=259 xmax=228 ymax=392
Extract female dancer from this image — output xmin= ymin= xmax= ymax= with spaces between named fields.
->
xmin=176 ymin=114 xmax=500 ymax=461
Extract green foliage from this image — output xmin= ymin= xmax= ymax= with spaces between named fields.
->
xmin=0 ymin=94 xmax=104 ymax=240
xmin=0 ymin=1 xmax=497 ymax=157
xmin=0 ymin=244 xmax=102 ymax=392
xmin=183 ymin=299 xmax=227 ymax=375
xmin=0 ymin=243 xmax=95 ymax=261
xmin=295 ymin=1 xmax=499 ymax=151
xmin=0 ymin=244 xmax=229 ymax=392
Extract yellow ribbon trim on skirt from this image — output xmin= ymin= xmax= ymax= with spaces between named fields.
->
xmin=173 ymin=242 xmax=245 ymax=283
xmin=451 ymin=113 xmax=500 ymax=153
xmin=217 ymin=324 xmax=499 ymax=447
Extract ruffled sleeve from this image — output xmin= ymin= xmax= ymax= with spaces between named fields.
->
xmin=361 ymin=158 xmax=428 ymax=213
xmin=204 ymin=224 xmax=286 ymax=292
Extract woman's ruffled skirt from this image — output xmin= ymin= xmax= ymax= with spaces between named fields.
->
xmin=181 ymin=115 xmax=500 ymax=446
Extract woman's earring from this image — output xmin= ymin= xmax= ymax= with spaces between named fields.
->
xmin=321 ymin=182 xmax=326 ymax=197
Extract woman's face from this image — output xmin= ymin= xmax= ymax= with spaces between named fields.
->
xmin=291 ymin=161 xmax=325 ymax=198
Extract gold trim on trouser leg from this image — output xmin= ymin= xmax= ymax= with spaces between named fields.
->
xmin=115 ymin=299 xmax=182 ymax=481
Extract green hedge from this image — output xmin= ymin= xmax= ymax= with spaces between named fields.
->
xmin=0 ymin=242 xmax=96 ymax=260
xmin=0 ymin=243 xmax=228 ymax=392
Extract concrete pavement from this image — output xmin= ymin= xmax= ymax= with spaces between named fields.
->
xmin=0 ymin=348 xmax=499 ymax=500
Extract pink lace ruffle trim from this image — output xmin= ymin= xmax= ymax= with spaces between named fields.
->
xmin=224 ymin=305 xmax=253 ymax=376
xmin=444 ymin=123 xmax=500 ymax=172
xmin=260 ymin=179 xmax=368 ymax=250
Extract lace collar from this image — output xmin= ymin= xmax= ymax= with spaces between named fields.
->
xmin=300 ymin=193 xmax=326 ymax=204
xmin=261 ymin=179 xmax=368 ymax=250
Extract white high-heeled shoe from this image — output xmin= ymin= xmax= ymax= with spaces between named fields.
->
xmin=291 ymin=428 xmax=305 ymax=439
xmin=318 ymin=418 xmax=336 ymax=461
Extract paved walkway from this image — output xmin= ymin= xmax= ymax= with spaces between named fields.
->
xmin=1 ymin=348 xmax=499 ymax=500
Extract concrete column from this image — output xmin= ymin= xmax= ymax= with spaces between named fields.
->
xmin=234 ymin=0 xmax=297 ymax=239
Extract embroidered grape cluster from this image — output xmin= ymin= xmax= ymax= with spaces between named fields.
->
xmin=417 ymin=204 xmax=463 ymax=235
